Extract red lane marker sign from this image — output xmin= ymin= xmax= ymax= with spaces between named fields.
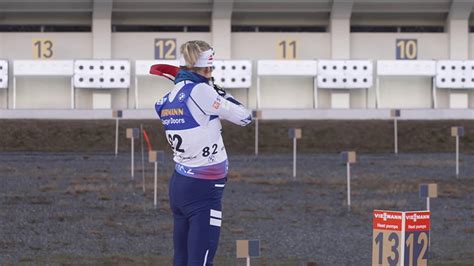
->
xmin=373 ymin=210 xmax=403 ymax=231
xmin=404 ymin=211 xmax=430 ymax=266
xmin=372 ymin=210 xmax=430 ymax=266
xmin=372 ymin=210 xmax=403 ymax=266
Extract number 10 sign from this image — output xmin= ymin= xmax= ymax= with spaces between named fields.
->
xmin=372 ymin=210 xmax=430 ymax=266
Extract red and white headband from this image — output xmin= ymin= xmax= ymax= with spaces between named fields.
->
xmin=179 ymin=48 xmax=214 ymax=68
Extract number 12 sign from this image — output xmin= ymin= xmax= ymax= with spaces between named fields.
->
xmin=372 ymin=210 xmax=430 ymax=266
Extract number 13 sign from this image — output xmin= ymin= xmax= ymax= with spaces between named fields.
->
xmin=372 ymin=210 xmax=430 ymax=266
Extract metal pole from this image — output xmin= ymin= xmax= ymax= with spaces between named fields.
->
xmin=131 ymin=138 xmax=134 ymax=180
xmin=255 ymin=118 xmax=259 ymax=156
xmin=115 ymin=118 xmax=119 ymax=157
xmin=12 ymin=77 xmax=16 ymax=109
xmin=154 ymin=161 xmax=157 ymax=208
xmin=375 ymin=77 xmax=380 ymax=109
xmin=432 ymin=77 xmax=437 ymax=109
xmin=456 ymin=135 xmax=459 ymax=178
xmin=394 ymin=118 xmax=398 ymax=155
xmin=135 ymin=76 xmax=139 ymax=109
xmin=70 ymin=77 xmax=74 ymax=109
xmin=246 ymin=256 xmax=250 ymax=266
xmin=313 ymin=77 xmax=318 ymax=109
xmin=347 ymin=163 xmax=351 ymax=211
xmin=140 ymin=124 xmax=145 ymax=192
xmin=246 ymin=87 xmax=250 ymax=109
xmin=427 ymin=197 xmax=431 ymax=252
xmin=293 ymin=137 xmax=296 ymax=179
xmin=256 ymin=77 xmax=261 ymax=109
xmin=6 ymin=84 xmax=8 ymax=109
xmin=400 ymin=212 xmax=406 ymax=266
xmin=127 ymin=87 xmax=130 ymax=109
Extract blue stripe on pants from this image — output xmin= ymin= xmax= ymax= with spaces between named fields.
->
xmin=169 ymin=171 xmax=226 ymax=266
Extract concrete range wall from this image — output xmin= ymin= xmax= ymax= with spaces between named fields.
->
xmin=0 ymin=5 xmax=473 ymax=115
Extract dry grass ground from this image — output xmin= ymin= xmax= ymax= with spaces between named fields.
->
xmin=3 ymin=119 xmax=474 ymax=154
xmin=1 ymin=151 xmax=473 ymax=264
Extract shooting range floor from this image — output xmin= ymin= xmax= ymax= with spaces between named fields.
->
xmin=4 ymin=119 xmax=474 ymax=154
xmin=1 ymin=152 xmax=473 ymax=265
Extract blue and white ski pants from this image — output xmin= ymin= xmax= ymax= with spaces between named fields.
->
xmin=169 ymin=171 xmax=226 ymax=266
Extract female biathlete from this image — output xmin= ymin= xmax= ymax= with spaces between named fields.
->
xmin=155 ymin=40 xmax=252 ymax=266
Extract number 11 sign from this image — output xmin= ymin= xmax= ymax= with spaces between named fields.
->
xmin=372 ymin=210 xmax=430 ymax=266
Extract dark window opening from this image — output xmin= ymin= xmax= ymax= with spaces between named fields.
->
xmin=112 ymin=25 xmax=210 ymax=32
xmin=400 ymin=26 xmax=443 ymax=32
xmin=232 ymin=25 xmax=257 ymax=32
xmin=43 ymin=25 xmax=91 ymax=32
xmin=0 ymin=25 xmax=90 ymax=32
xmin=232 ymin=25 xmax=327 ymax=32
xmin=0 ymin=25 xmax=41 ymax=32
xmin=351 ymin=26 xmax=398 ymax=32
xmin=351 ymin=25 xmax=444 ymax=33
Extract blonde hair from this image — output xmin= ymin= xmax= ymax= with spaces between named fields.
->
xmin=180 ymin=40 xmax=212 ymax=69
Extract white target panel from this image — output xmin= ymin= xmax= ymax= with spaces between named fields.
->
xmin=318 ymin=60 xmax=346 ymax=76
xmin=212 ymin=60 xmax=252 ymax=88
xmin=0 ymin=60 xmax=8 ymax=89
xmin=435 ymin=60 xmax=474 ymax=89
xmin=74 ymin=60 xmax=101 ymax=88
xmin=317 ymin=75 xmax=346 ymax=89
xmin=74 ymin=60 xmax=130 ymax=89
xmin=257 ymin=60 xmax=317 ymax=76
xmin=14 ymin=60 xmax=73 ymax=76
xmin=377 ymin=60 xmax=436 ymax=76
xmin=345 ymin=75 xmax=373 ymax=89
xmin=317 ymin=60 xmax=373 ymax=89
xmin=449 ymin=92 xmax=469 ymax=109
xmin=102 ymin=60 xmax=130 ymax=75
xmin=463 ymin=61 xmax=474 ymax=88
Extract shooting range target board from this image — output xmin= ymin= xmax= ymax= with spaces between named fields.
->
xmin=391 ymin=109 xmax=401 ymax=118
xmin=112 ymin=110 xmax=123 ymax=118
xmin=0 ymin=60 xmax=8 ymax=89
xmin=237 ymin=239 xmax=260 ymax=265
xmin=212 ymin=60 xmax=252 ymax=88
xmin=372 ymin=210 xmax=430 ymax=266
xmin=341 ymin=151 xmax=356 ymax=164
xmin=451 ymin=126 xmax=464 ymax=137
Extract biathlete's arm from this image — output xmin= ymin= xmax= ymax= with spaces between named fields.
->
xmin=190 ymin=83 xmax=252 ymax=126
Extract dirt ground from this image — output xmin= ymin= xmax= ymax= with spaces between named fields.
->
xmin=1 ymin=120 xmax=474 ymax=265
xmin=2 ymin=119 xmax=474 ymax=154
xmin=0 ymin=151 xmax=473 ymax=265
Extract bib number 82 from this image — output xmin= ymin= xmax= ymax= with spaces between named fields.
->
xmin=168 ymin=134 xmax=185 ymax=152
xmin=202 ymin=144 xmax=218 ymax=157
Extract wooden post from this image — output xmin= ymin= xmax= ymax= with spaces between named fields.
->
xmin=140 ymin=124 xmax=145 ymax=192
xmin=253 ymin=110 xmax=262 ymax=156
xmin=390 ymin=109 xmax=400 ymax=155
xmin=341 ymin=151 xmax=356 ymax=211
xmin=420 ymin=183 xmax=438 ymax=211
xmin=288 ymin=128 xmax=302 ymax=179
xmin=154 ymin=161 xmax=157 ymax=207
xmin=456 ymin=135 xmax=459 ymax=177
xmin=115 ymin=118 xmax=119 ymax=156
xmin=126 ymin=128 xmax=139 ymax=180
xmin=420 ymin=183 xmax=437 ymax=252
xmin=347 ymin=162 xmax=351 ymax=211
xmin=293 ymin=137 xmax=297 ymax=179
xmin=112 ymin=110 xmax=122 ymax=157
xmin=149 ymin=150 xmax=165 ymax=208
xmin=131 ymin=137 xmax=134 ymax=179
xmin=451 ymin=126 xmax=464 ymax=178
